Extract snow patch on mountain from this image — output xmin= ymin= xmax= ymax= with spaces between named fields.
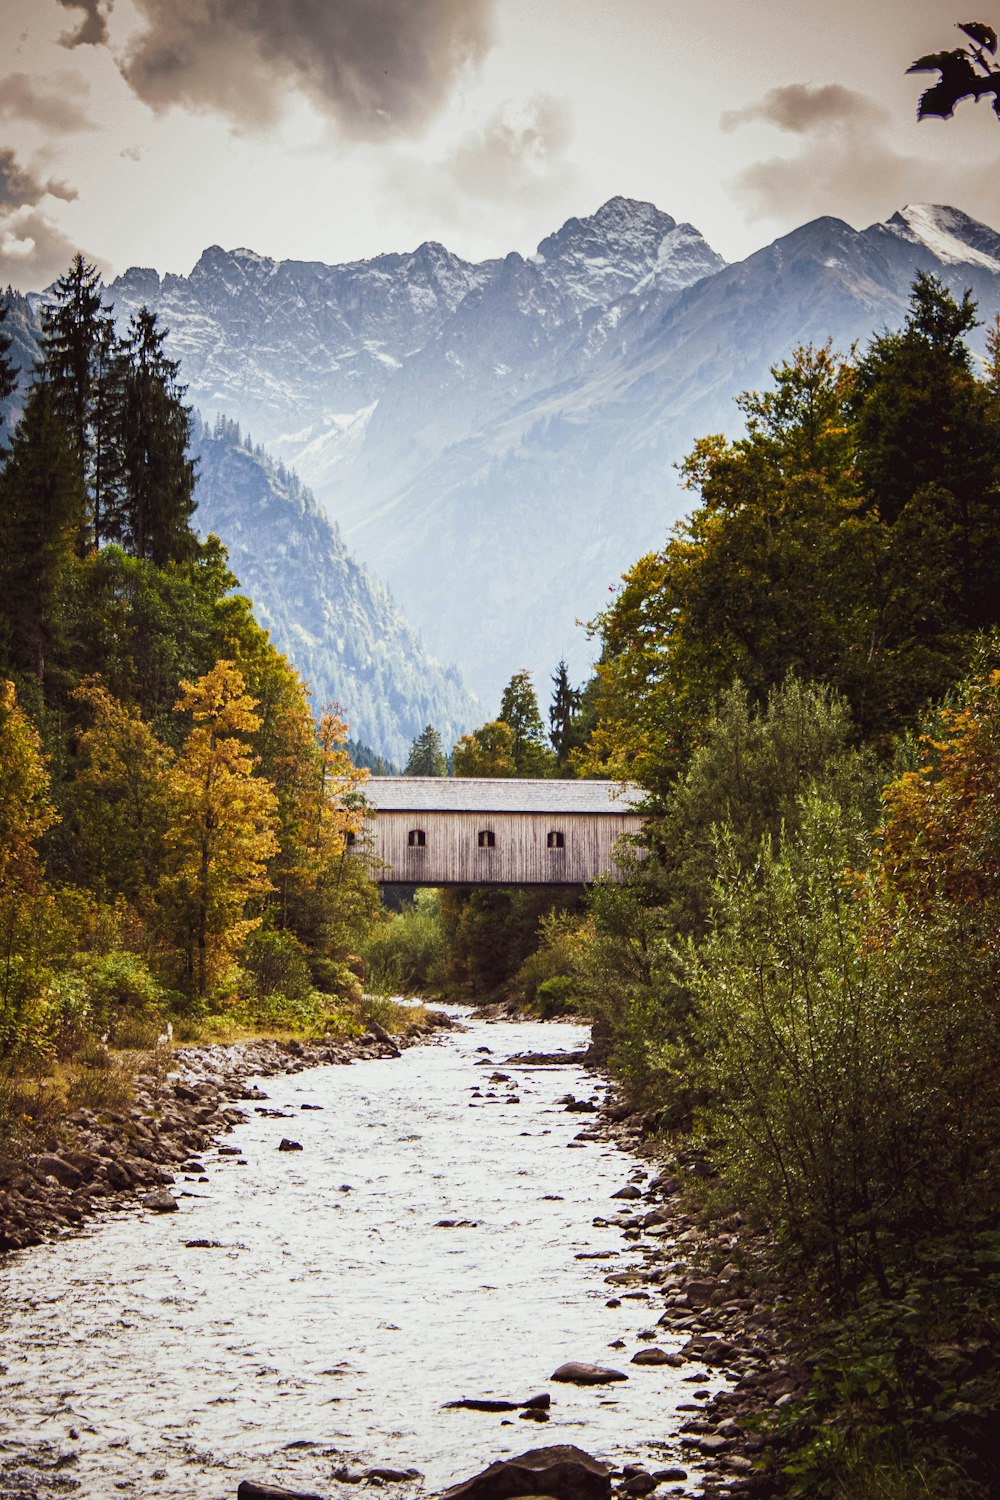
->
xmin=882 ymin=204 xmax=1000 ymax=273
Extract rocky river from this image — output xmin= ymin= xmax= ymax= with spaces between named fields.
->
xmin=0 ymin=1012 xmax=782 ymax=1500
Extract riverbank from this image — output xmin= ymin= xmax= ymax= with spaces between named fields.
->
xmin=583 ymin=1100 xmax=800 ymax=1500
xmin=0 ymin=1010 xmax=457 ymax=1255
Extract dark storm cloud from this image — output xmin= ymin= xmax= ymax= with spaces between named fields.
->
xmin=0 ymin=71 xmax=95 ymax=132
xmin=57 ymin=0 xmax=112 ymax=48
xmin=116 ymin=0 xmax=497 ymax=139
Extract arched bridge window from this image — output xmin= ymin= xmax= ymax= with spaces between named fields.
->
xmin=477 ymin=829 xmax=496 ymax=848
xmin=547 ymin=830 xmax=565 ymax=849
xmin=408 ymin=829 xmax=426 ymax=847
xmin=345 ymin=831 xmax=357 ymax=847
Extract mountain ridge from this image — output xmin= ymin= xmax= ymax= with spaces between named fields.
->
xmin=73 ymin=197 xmax=1000 ymax=698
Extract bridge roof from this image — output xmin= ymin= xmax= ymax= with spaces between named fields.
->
xmin=363 ymin=777 xmax=645 ymax=815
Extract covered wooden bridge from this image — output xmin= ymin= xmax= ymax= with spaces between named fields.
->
xmin=359 ymin=777 xmax=645 ymax=887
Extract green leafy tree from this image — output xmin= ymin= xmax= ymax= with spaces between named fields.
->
xmin=69 ymin=675 xmax=171 ymax=905
xmin=688 ymin=793 xmax=908 ymax=1297
xmin=452 ymin=719 xmax=517 ymax=777
xmin=908 ymin=21 xmax=1000 ymax=120
xmin=404 ymin=724 xmax=447 ymax=776
xmin=585 ymin=302 xmax=1000 ymax=793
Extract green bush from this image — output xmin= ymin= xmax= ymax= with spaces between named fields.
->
xmin=363 ymin=889 xmax=445 ymax=996
xmin=240 ymin=928 xmax=314 ymax=1003
xmin=62 ymin=950 xmax=169 ymax=1046
xmin=534 ymin=975 xmax=577 ymax=1017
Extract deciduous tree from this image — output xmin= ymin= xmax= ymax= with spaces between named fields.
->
xmin=160 ymin=661 xmax=278 ymax=997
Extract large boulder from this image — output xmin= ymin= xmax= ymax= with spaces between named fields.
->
xmin=551 ymin=1363 xmax=627 ymax=1386
xmin=441 ymin=1445 xmax=611 ymax=1500
xmin=35 ymin=1154 xmax=82 ymax=1189
xmin=237 ymin=1484 xmax=325 ymax=1500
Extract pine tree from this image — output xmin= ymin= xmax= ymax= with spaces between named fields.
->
xmin=38 ymin=254 xmax=104 ymax=464
xmin=0 ymin=381 xmax=85 ymax=681
xmin=0 ymin=301 xmax=17 ymax=431
xmin=89 ymin=315 xmax=127 ymax=549
xmin=499 ymin=670 xmax=555 ymax=776
xmin=404 ymin=724 xmax=447 ymax=776
xmin=549 ymin=660 xmax=583 ymax=765
xmin=119 ymin=308 xmax=197 ymax=566
xmin=854 ymin=273 xmax=1000 ymax=632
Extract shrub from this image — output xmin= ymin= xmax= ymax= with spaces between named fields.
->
xmin=363 ymin=889 xmax=445 ymax=996
xmin=534 ymin=975 xmax=577 ymax=1018
xmin=240 ymin=928 xmax=313 ymax=1003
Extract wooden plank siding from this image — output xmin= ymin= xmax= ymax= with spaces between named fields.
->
xmin=365 ymin=810 xmax=644 ymax=885
xmin=357 ymin=780 xmax=646 ymax=886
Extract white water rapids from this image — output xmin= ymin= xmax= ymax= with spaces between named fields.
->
xmin=0 ymin=1013 xmax=720 ymax=1498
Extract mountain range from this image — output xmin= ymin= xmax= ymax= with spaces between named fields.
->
xmin=103 ymin=199 xmax=1000 ymax=705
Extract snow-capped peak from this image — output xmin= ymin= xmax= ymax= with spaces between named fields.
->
xmin=882 ymin=204 xmax=1000 ymax=273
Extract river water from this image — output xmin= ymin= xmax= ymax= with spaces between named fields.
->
xmin=0 ymin=1014 xmax=718 ymax=1498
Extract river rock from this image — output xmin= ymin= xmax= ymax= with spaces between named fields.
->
xmin=366 ymin=1020 xmax=400 ymax=1055
xmin=237 ymin=1483 xmax=325 ymax=1500
xmin=36 ymin=1155 xmax=83 ymax=1190
xmin=551 ymin=1363 xmax=627 ymax=1386
xmin=630 ymin=1348 xmax=677 ymax=1367
xmin=140 ymin=1189 xmax=178 ymax=1212
xmin=622 ymin=1473 xmax=658 ymax=1496
xmin=277 ymin=1139 xmax=303 ymax=1152
xmin=441 ymin=1444 xmax=611 ymax=1500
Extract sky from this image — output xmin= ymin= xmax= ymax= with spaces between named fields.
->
xmin=1 ymin=0 xmax=998 ymax=289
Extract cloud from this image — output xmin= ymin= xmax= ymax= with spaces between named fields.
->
xmin=0 ymin=150 xmax=98 ymax=291
xmin=721 ymin=83 xmax=888 ymax=136
xmin=0 ymin=71 xmax=95 ymax=132
xmin=119 ymin=143 xmax=143 ymax=161
xmin=115 ymin=0 xmax=496 ymax=140
xmin=0 ymin=149 xmax=77 ymax=210
xmin=383 ymin=94 xmax=579 ymax=237
xmin=722 ymin=83 xmax=922 ymax=224
xmin=57 ymin=0 xmax=112 ymax=48
xmin=446 ymin=95 xmax=575 ymax=203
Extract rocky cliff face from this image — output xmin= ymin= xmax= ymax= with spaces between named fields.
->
xmin=191 ymin=420 xmax=478 ymax=766
xmin=107 ymin=199 xmax=1000 ymax=702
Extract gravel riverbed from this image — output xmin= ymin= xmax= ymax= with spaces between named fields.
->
xmin=0 ymin=1012 xmax=794 ymax=1500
